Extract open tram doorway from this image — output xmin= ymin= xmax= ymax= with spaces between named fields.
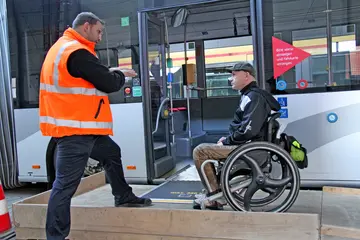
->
xmin=138 ymin=0 xmax=254 ymax=183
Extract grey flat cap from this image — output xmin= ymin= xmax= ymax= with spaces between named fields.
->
xmin=227 ymin=62 xmax=256 ymax=77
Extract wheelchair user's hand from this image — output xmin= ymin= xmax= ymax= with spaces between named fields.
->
xmin=217 ymin=136 xmax=226 ymax=144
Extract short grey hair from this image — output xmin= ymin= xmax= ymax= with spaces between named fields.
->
xmin=72 ymin=12 xmax=105 ymax=28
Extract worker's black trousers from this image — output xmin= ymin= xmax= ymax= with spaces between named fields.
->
xmin=46 ymin=135 xmax=136 ymax=240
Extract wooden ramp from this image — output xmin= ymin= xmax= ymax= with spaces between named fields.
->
xmin=10 ymin=171 xmax=358 ymax=240
xmin=321 ymin=186 xmax=360 ymax=240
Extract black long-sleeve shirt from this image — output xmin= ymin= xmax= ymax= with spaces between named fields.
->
xmin=66 ymin=49 xmax=125 ymax=93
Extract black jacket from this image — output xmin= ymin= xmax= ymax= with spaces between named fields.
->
xmin=223 ymin=82 xmax=281 ymax=145
xmin=66 ymin=49 xmax=125 ymax=93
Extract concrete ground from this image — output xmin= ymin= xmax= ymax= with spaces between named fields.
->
xmin=4 ymin=184 xmax=46 ymax=220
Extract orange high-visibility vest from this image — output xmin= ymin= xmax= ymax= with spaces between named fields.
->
xmin=39 ymin=28 xmax=113 ymax=137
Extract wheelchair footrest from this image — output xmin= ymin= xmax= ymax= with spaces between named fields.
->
xmin=193 ymin=189 xmax=227 ymax=210
xmin=206 ymin=188 xmax=222 ymax=197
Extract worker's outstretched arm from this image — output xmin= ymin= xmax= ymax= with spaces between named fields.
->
xmin=66 ymin=49 xmax=125 ymax=93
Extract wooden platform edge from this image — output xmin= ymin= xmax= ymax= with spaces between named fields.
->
xmin=321 ymin=224 xmax=360 ymax=240
xmin=13 ymin=203 xmax=321 ymax=240
xmin=12 ymin=172 xmax=323 ymax=240
xmin=13 ymin=171 xmax=106 ymax=205
xmin=321 ymin=186 xmax=360 ymax=239
xmin=322 ymin=186 xmax=360 ymax=196
xmin=14 ymin=227 xmax=241 ymax=240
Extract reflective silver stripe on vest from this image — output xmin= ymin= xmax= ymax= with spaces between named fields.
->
xmin=40 ymin=116 xmax=113 ymax=129
xmin=40 ymin=83 xmax=107 ymax=96
xmin=46 ymin=40 xmax=107 ymax=97
xmin=53 ymin=40 xmax=78 ymax=87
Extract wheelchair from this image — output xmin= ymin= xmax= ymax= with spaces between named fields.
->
xmin=198 ymin=112 xmax=301 ymax=213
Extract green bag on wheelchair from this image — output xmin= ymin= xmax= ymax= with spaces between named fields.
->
xmin=280 ymin=133 xmax=308 ymax=169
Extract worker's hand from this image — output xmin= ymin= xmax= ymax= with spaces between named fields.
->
xmin=109 ymin=67 xmax=138 ymax=77
xmin=121 ymin=69 xmax=138 ymax=77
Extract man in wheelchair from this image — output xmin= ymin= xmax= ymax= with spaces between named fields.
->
xmin=192 ymin=62 xmax=282 ymax=210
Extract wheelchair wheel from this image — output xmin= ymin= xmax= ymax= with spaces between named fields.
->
xmin=220 ymin=141 xmax=300 ymax=213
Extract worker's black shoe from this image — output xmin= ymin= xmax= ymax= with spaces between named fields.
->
xmin=115 ymin=196 xmax=152 ymax=207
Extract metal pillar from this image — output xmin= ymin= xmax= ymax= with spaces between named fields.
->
xmin=0 ymin=0 xmax=22 ymax=189
xmin=250 ymin=0 xmax=274 ymax=90
xmin=250 ymin=0 xmax=269 ymax=90
xmin=326 ymin=0 xmax=333 ymax=85
xmin=138 ymin=12 xmax=155 ymax=182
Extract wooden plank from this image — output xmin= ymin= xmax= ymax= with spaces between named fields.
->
xmin=15 ymin=228 xmax=229 ymax=240
xmin=14 ymin=171 xmax=106 ymax=205
xmin=71 ymin=184 xmax=155 ymax=207
xmin=321 ymin=186 xmax=360 ymax=239
xmin=321 ymin=235 xmax=360 ymax=240
xmin=12 ymin=173 xmax=323 ymax=240
xmin=323 ymin=186 xmax=360 ymax=196
xmin=321 ymin=225 xmax=360 ymax=240
xmin=13 ymin=203 xmax=320 ymax=240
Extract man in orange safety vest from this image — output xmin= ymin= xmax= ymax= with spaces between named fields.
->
xmin=39 ymin=12 xmax=152 ymax=240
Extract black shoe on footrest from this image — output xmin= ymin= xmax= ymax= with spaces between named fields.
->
xmin=115 ymin=196 xmax=152 ymax=207
xmin=192 ymin=189 xmax=225 ymax=211
xmin=192 ymin=199 xmax=224 ymax=210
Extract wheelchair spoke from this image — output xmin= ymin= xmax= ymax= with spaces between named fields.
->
xmin=262 ymin=187 xmax=277 ymax=194
xmin=243 ymin=181 xmax=259 ymax=211
xmin=264 ymin=176 xmax=292 ymax=188
xmin=242 ymin=154 xmax=264 ymax=178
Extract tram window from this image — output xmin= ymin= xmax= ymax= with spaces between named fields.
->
xmin=11 ymin=77 xmax=19 ymax=108
xmin=328 ymin=0 xmax=360 ymax=86
xmin=270 ymin=0 xmax=360 ymax=93
xmin=204 ymin=36 xmax=253 ymax=97
xmin=291 ymin=26 xmax=355 ymax=89
xmin=291 ymin=27 xmax=329 ymax=89
xmin=109 ymin=48 xmax=133 ymax=104
xmin=15 ymin=29 xmax=43 ymax=108
xmin=117 ymin=48 xmax=133 ymax=71
xmin=12 ymin=78 xmax=16 ymax=99
xmin=17 ymin=72 xmax=40 ymax=108
xmin=167 ymin=42 xmax=198 ymax=99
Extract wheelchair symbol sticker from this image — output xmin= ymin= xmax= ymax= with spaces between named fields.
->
xmin=279 ymin=108 xmax=288 ymax=118
xmin=277 ymin=97 xmax=287 ymax=107
xmin=276 ymin=80 xmax=287 ymax=91
xmin=327 ymin=113 xmax=338 ymax=123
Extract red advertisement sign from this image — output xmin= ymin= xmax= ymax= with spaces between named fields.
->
xmin=272 ymin=36 xmax=311 ymax=78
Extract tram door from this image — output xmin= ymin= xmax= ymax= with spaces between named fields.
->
xmin=138 ymin=12 xmax=175 ymax=180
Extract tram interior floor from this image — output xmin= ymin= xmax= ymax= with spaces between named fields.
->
xmin=159 ymin=157 xmax=195 ymax=179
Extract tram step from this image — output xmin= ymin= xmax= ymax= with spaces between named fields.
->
xmin=154 ymin=141 xmax=167 ymax=159
xmin=154 ymin=155 xmax=174 ymax=178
